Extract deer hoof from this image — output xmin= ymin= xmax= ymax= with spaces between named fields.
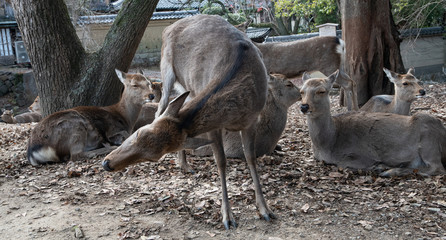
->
xmin=223 ymin=219 xmax=237 ymax=230
xmin=102 ymin=160 xmax=114 ymax=172
xmin=262 ymin=212 xmax=276 ymax=221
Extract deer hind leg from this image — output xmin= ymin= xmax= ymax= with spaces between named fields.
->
xmin=177 ymin=150 xmax=195 ymax=174
xmin=207 ymin=129 xmax=236 ymax=229
xmin=240 ymin=125 xmax=275 ymax=221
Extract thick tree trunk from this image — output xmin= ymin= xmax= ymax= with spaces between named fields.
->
xmin=11 ymin=0 xmax=158 ymax=116
xmin=340 ymin=0 xmax=405 ymax=106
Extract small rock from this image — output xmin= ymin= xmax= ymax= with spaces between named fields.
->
xmin=427 ymin=207 xmax=441 ymax=212
xmin=74 ymin=226 xmax=84 ymax=238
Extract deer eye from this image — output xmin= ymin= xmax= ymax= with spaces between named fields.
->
xmin=402 ymin=82 xmax=409 ymax=86
xmin=148 ymin=94 xmax=155 ymax=100
xmin=317 ymin=91 xmax=326 ymax=95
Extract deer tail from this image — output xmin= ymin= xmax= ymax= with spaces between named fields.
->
xmin=336 ymin=38 xmax=346 ymax=71
xmin=27 ymin=142 xmax=60 ymax=166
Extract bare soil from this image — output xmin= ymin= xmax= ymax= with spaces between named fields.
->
xmin=0 ymin=82 xmax=445 ymax=240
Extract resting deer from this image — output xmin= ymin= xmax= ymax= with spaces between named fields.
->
xmin=102 ymin=15 xmax=274 ymax=229
xmin=27 ymin=69 xmax=156 ymax=166
xmin=360 ymin=68 xmax=425 ymax=115
xmin=1 ymin=96 xmax=43 ymax=124
xmin=299 ymin=71 xmax=446 ymax=176
xmin=1 ymin=109 xmax=42 ymax=123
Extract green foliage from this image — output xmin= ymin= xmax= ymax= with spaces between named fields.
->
xmin=391 ymin=0 xmax=446 ymax=28
xmin=202 ymin=6 xmax=225 ymax=15
xmin=273 ymin=0 xmax=338 ymax=33
xmin=201 ymin=3 xmax=247 ymax=25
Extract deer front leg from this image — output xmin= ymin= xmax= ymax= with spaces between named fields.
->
xmin=177 ymin=150 xmax=195 ymax=174
xmin=240 ymin=126 xmax=276 ymax=221
xmin=207 ymin=130 xmax=236 ymax=229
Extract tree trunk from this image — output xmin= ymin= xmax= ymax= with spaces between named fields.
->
xmin=11 ymin=0 xmax=159 ymax=116
xmin=340 ymin=0 xmax=405 ymax=106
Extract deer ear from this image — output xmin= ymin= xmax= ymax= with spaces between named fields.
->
xmin=302 ymin=72 xmax=312 ymax=81
xmin=383 ymin=68 xmax=399 ymax=83
xmin=326 ymin=70 xmax=338 ymax=87
xmin=407 ymin=67 xmax=415 ymax=75
xmin=162 ymin=91 xmax=190 ymax=118
xmin=115 ymin=69 xmax=126 ymax=84
xmin=183 ymin=137 xmax=213 ymax=150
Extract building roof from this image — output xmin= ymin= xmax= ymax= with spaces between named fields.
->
xmin=246 ymin=27 xmax=272 ymax=42
xmin=399 ymin=26 xmax=446 ymax=38
xmin=109 ymin=0 xmax=207 ymax=12
xmin=265 ymin=27 xmax=445 ymax=43
xmin=77 ymin=10 xmax=199 ymax=25
xmin=246 ymin=27 xmax=271 ymax=39
xmin=265 ymin=30 xmax=342 ymax=43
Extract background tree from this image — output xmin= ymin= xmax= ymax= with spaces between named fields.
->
xmin=273 ymin=0 xmax=338 ymax=34
xmin=391 ymin=0 xmax=445 ymax=29
xmin=340 ymin=0 xmax=405 ymax=106
xmin=11 ymin=0 xmax=159 ymax=116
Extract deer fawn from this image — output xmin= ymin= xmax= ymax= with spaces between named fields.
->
xmin=299 ymin=71 xmax=446 ymax=176
xmin=102 ymin=15 xmax=274 ymax=229
xmin=27 ymin=69 xmax=156 ymax=166
xmin=360 ymin=68 xmax=425 ymax=115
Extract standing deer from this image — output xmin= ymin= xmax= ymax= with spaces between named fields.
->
xmin=299 ymin=71 xmax=446 ymax=176
xmin=27 ymin=69 xmax=156 ymax=166
xmin=184 ymin=74 xmax=301 ymax=159
xmin=102 ymin=15 xmax=274 ymax=229
xmin=360 ymin=68 xmax=425 ymax=115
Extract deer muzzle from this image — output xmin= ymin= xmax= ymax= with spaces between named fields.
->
xmin=300 ymin=104 xmax=310 ymax=114
xmin=102 ymin=160 xmax=114 ymax=172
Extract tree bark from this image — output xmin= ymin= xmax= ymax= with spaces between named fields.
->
xmin=340 ymin=0 xmax=405 ymax=106
xmin=11 ymin=0 xmax=159 ymax=116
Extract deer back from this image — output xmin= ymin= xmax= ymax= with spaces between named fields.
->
xmin=256 ymin=36 xmax=343 ymax=78
xmin=14 ymin=111 xmax=42 ymax=123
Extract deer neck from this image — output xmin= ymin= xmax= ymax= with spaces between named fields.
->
xmin=115 ymin=95 xmax=144 ymax=133
xmin=391 ymin=96 xmax=411 ymax=115
xmin=306 ymin=110 xmax=336 ymax=149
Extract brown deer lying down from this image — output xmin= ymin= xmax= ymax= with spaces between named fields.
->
xmin=299 ymin=71 xmax=446 ymax=176
xmin=360 ymin=68 xmax=425 ymax=115
xmin=1 ymin=96 xmax=42 ymax=124
xmin=27 ymin=69 xmax=156 ymax=166
xmin=1 ymin=109 xmax=42 ymax=123
xmin=102 ymin=15 xmax=274 ymax=229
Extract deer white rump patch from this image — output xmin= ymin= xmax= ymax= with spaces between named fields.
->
xmin=29 ymin=146 xmax=58 ymax=166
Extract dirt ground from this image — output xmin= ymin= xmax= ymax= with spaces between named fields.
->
xmin=0 ymin=81 xmax=445 ymax=240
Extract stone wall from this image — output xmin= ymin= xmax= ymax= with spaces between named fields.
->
xmin=0 ymin=69 xmax=37 ymax=108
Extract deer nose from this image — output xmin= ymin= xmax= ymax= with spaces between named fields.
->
xmin=419 ymin=89 xmax=425 ymax=96
xmin=102 ymin=160 xmax=114 ymax=172
xmin=300 ymin=104 xmax=309 ymax=113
